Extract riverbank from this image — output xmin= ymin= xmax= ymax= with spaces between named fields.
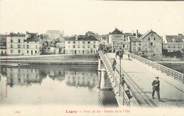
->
xmin=0 ymin=54 xmax=98 ymax=65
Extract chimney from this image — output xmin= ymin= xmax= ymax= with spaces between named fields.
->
xmin=136 ymin=29 xmax=139 ymax=38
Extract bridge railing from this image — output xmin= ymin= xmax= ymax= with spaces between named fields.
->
xmin=98 ymin=51 xmax=132 ymax=106
xmin=129 ymin=53 xmax=184 ymax=83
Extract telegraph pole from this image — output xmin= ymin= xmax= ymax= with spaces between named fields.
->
xmin=117 ymin=48 xmax=124 ymax=104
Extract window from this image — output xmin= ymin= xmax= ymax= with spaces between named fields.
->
xmin=68 ymin=41 xmax=70 ymax=44
xmin=73 ymin=45 xmax=75 ymax=48
xmin=11 ymin=39 xmax=13 ymax=43
xmin=83 ymin=41 xmax=85 ymax=44
xmin=88 ymin=41 xmax=90 ymax=44
xmin=18 ymin=50 xmax=21 ymax=53
xmin=27 ymin=50 xmax=29 ymax=53
xmin=93 ymin=45 xmax=96 ymax=48
xmin=148 ymin=38 xmax=150 ymax=41
xmin=18 ymin=39 xmax=21 ymax=43
xmin=154 ymin=37 xmax=156 ymax=40
xmin=11 ymin=44 xmax=13 ymax=48
xmin=73 ymin=41 xmax=75 ymax=44
xmin=27 ymin=45 xmax=29 ymax=49
xmin=35 ymin=51 xmax=37 ymax=54
xmin=150 ymin=42 xmax=153 ymax=46
xmin=18 ymin=45 xmax=21 ymax=48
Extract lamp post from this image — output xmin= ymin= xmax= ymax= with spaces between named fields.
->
xmin=117 ymin=48 xmax=124 ymax=105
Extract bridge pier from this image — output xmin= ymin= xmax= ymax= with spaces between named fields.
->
xmin=98 ymin=69 xmax=112 ymax=90
xmin=0 ymin=75 xmax=7 ymax=100
xmin=98 ymin=59 xmax=112 ymax=90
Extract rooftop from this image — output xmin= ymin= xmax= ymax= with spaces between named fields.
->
xmin=8 ymin=33 xmax=25 ymax=37
xmin=65 ymin=35 xmax=98 ymax=41
xmin=138 ymin=30 xmax=161 ymax=40
xmin=129 ymin=36 xmax=141 ymax=42
xmin=166 ymin=34 xmax=184 ymax=42
xmin=110 ymin=28 xmax=123 ymax=34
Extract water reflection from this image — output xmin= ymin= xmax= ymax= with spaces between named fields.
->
xmin=0 ymin=64 xmax=117 ymax=106
xmin=65 ymin=71 xmax=97 ymax=89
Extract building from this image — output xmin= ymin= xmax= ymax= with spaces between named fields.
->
xmin=6 ymin=32 xmax=40 ymax=56
xmin=65 ymin=33 xmax=99 ymax=55
xmin=99 ymin=34 xmax=109 ymax=45
xmin=56 ymin=42 xmax=65 ymax=54
xmin=130 ymin=36 xmax=142 ymax=54
xmin=109 ymin=28 xmax=130 ymax=52
xmin=6 ymin=33 xmax=26 ymax=55
xmin=138 ymin=30 xmax=163 ymax=59
xmin=24 ymin=32 xmax=41 ymax=55
xmin=163 ymin=34 xmax=184 ymax=52
xmin=0 ymin=35 xmax=7 ymax=55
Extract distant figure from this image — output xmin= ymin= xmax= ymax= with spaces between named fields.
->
xmin=152 ymin=77 xmax=160 ymax=101
xmin=115 ymin=50 xmax=119 ymax=58
xmin=112 ymin=59 xmax=117 ymax=71
xmin=121 ymin=76 xmax=125 ymax=86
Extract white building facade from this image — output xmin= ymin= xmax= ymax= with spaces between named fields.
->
xmin=6 ymin=33 xmax=40 ymax=56
xmin=65 ymin=35 xmax=99 ymax=55
xmin=109 ymin=28 xmax=130 ymax=52
xmin=163 ymin=34 xmax=184 ymax=52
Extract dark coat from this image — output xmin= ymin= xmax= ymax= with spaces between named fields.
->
xmin=152 ymin=80 xmax=160 ymax=91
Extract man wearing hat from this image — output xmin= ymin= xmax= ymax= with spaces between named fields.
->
xmin=152 ymin=77 xmax=160 ymax=100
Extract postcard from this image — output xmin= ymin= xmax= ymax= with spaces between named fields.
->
xmin=0 ymin=0 xmax=184 ymax=116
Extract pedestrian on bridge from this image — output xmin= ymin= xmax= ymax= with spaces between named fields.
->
xmin=152 ymin=77 xmax=160 ymax=101
xmin=112 ymin=58 xmax=117 ymax=71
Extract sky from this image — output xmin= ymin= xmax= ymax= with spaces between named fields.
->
xmin=0 ymin=0 xmax=184 ymax=36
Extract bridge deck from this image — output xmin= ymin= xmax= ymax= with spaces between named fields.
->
xmin=107 ymin=53 xmax=184 ymax=107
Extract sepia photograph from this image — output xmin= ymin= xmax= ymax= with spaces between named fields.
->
xmin=0 ymin=0 xmax=184 ymax=115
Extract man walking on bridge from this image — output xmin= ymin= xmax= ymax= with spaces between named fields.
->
xmin=152 ymin=77 xmax=160 ymax=101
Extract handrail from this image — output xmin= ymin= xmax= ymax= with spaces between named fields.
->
xmin=98 ymin=51 xmax=131 ymax=106
xmin=98 ymin=51 xmax=158 ymax=107
xmin=114 ymin=59 xmax=157 ymax=107
xmin=129 ymin=53 xmax=184 ymax=83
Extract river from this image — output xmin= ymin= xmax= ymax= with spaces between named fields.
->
xmin=0 ymin=64 xmax=118 ymax=107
